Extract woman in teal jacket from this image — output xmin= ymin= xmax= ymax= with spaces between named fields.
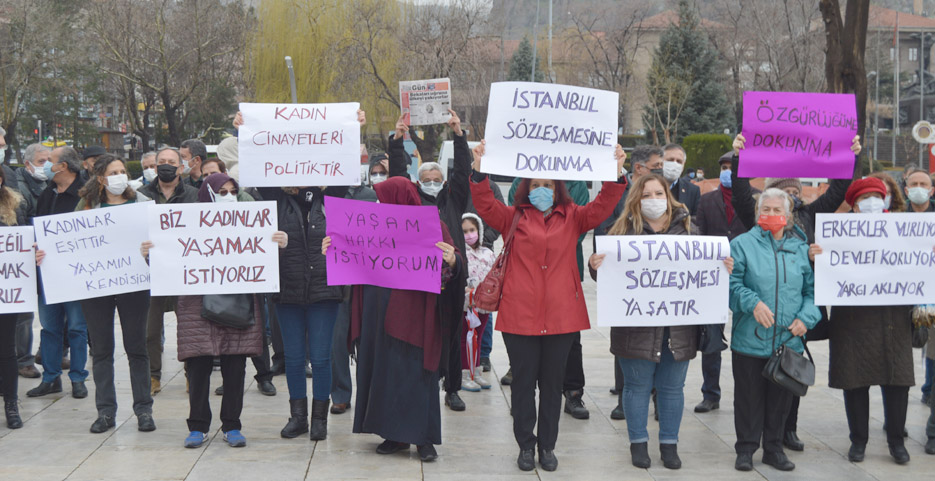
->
xmin=728 ymin=188 xmax=820 ymax=473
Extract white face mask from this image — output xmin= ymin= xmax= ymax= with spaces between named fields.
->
xmin=662 ymin=161 xmax=684 ymax=183
xmin=216 ymin=192 xmax=237 ymax=203
xmin=420 ymin=180 xmax=443 ymax=197
xmin=105 ymin=174 xmax=129 ymax=195
xmin=28 ymin=162 xmax=48 ymax=181
xmin=641 ymin=198 xmax=668 ymax=220
xmin=370 ymin=173 xmax=387 ymax=185
xmin=856 ymin=196 xmax=885 ymax=214
xmin=883 ymin=194 xmax=892 ymax=210
xmin=182 ymin=159 xmax=192 ymax=175
xmin=907 ymin=186 xmax=932 ymax=205
xmin=142 ymin=168 xmax=157 ymax=182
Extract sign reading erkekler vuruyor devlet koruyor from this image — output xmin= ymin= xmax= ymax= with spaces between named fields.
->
xmin=482 ymin=82 xmax=619 ymax=181
xmin=237 ymin=102 xmax=362 ymax=187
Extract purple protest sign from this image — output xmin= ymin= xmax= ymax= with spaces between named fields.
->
xmin=325 ymin=196 xmax=444 ymax=294
xmin=740 ymin=91 xmax=857 ymax=179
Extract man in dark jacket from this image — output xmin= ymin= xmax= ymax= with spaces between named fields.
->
xmin=139 ymin=147 xmax=199 ymax=394
xmin=691 ymin=152 xmax=753 ymax=414
xmin=730 ymin=134 xmax=861 ymax=451
xmin=180 ymin=139 xmax=207 ymax=189
xmin=388 ymin=110 xmax=471 ymax=412
xmin=663 ymin=144 xmax=700 ymax=215
xmin=27 ymin=147 xmax=91 ymax=399
xmin=80 ymin=145 xmax=107 ymax=182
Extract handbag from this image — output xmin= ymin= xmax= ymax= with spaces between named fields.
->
xmin=473 ymin=209 xmax=523 ymax=312
xmin=912 ymin=324 xmax=929 ymax=349
xmin=201 ymin=294 xmax=255 ymax=330
xmin=760 ymin=326 xmax=815 ymax=397
xmin=697 ymin=323 xmax=727 ymax=354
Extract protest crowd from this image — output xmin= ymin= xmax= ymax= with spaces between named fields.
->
xmin=2 ymin=81 xmax=935 ymax=479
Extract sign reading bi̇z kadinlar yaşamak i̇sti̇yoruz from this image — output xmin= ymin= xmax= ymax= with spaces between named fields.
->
xmin=595 ymin=235 xmax=731 ymax=327
xmin=482 ymin=82 xmax=619 ymax=181
xmin=33 ymin=202 xmax=151 ymax=304
xmin=814 ymin=213 xmax=935 ymax=305
xmin=740 ymin=91 xmax=857 ymax=179
xmin=237 ymin=102 xmax=362 ymax=187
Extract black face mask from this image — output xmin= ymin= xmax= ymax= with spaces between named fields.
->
xmin=650 ymin=168 xmax=664 ymax=177
xmin=156 ymin=164 xmax=179 ymax=183
xmin=792 ymin=196 xmax=803 ymax=211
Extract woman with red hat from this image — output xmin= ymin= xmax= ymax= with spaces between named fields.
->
xmin=810 ymin=177 xmax=914 ymax=465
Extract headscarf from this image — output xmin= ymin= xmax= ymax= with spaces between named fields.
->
xmin=350 ymin=177 xmax=458 ymax=371
xmin=197 ymin=173 xmax=238 ymax=203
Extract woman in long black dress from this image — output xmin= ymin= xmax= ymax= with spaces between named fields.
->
xmin=323 ymin=177 xmax=461 ymax=462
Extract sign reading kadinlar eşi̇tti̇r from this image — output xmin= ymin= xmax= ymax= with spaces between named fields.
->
xmin=147 ymin=202 xmax=280 ymax=296
xmin=237 ymin=102 xmax=361 ymax=187
xmin=814 ymin=213 xmax=935 ymax=305
xmin=596 ymin=235 xmax=731 ymax=327
xmin=0 ymin=227 xmax=38 ymax=314
xmin=34 ymin=202 xmax=151 ymax=304
xmin=482 ymin=82 xmax=619 ymax=181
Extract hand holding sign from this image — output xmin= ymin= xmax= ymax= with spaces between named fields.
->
xmin=394 ymin=115 xmax=408 ymax=140
xmin=436 ymin=241 xmax=456 ymax=267
xmin=471 ymin=140 xmax=485 ymax=172
xmin=447 ymin=109 xmax=463 ymax=136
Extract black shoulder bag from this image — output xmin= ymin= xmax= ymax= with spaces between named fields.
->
xmin=760 ymin=326 xmax=815 ymax=397
xmin=201 ymin=294 xmax=255 ymax=330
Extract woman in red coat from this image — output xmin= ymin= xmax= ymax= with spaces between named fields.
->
xmin=469 ymin=141 xmax=627 ymax=472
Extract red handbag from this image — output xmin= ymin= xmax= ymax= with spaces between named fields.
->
xmin=473 ymin=209 xmax=522 ymax=312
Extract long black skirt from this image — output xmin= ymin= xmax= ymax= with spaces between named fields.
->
xmin=352 ymin=286 xmax=441 ymax=446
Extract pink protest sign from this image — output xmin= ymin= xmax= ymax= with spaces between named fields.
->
xmin=740 ymin=91 xmax=857 ymax=179
xmin=325 ymin=196 xmax=444 ymax=293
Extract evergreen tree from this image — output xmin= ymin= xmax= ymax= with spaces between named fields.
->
xmin=643 ymin=0 xmax=732 ymax=142
xmin=508 ymin=36 xmax=545 ymax=82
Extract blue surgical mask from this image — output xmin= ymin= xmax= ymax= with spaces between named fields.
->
xmin=719 ymin=169 xmax=732 ymax=188
xmin=43 ymin=161 xmax=56 ymax=180
xmin=529 ymin=186 xmax=554 ymax=212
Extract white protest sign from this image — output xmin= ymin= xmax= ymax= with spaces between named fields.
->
xmin=400 ymin=78 xmax=452 ymax=126
xmin=237 ymin=102 xmax=361 ymax=187
xmin=814 ymin=213 xmax=935 ymax=305
xmin=482 ymin=81 xmax=618 ymax=181
xmin=0 ymin=227 xmax=38 ymax=314
xmin=596 ymin=235 xmax=730 ymax=327
xmin=34 ymin=203 xmax=151 ymax=304
xmin=148 ymin=202 xmax=280 ymax=296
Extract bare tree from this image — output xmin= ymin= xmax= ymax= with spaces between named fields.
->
xmin=644 ymin=51 xmax=694 ymax=145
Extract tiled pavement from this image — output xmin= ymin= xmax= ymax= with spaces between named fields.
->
xmin=2 ymin=232 xmax=934 ymax=480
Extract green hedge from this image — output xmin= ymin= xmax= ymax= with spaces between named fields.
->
xmin=126 ymin=161 xmax=142 ymax=179
xmin=617 ymin=134 xmax=645 ymax=149
xmin=681 ymin=134 xmax=733 ymax=176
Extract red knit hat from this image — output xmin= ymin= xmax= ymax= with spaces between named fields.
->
xmin=845 ymin=177 xmax=887 ymax=207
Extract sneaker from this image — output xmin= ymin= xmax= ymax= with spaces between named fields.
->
xmin=137 ymin=413 xmax=156 ymax=432
xmin=479 ymin=357 xmax=491 ymax=372
xmin=184 ymin=431 xmax=207 ymax=448
xmin=18 ymin=365 xmax=40 ymax=379
xmin=563 ymin=390 xmax=590 ymax=419
xmin=150 ymin=377 xmax=161 ymax=396
xmin=472 ymin=367 xmax=491 ymax=389
xmin=461 ymin=370 xmax=481 ymax=392
xmin=500 ymin=368 xmax=513 ymax=386
xmin=215 ymin=385 xmax=224 ymax=396
xmin=223 ymin=430 xmax=247 ymax=447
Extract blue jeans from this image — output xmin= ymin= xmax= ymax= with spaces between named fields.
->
xmin=922 ymin=357 xmax=934 ymax=397
xmin=37 ymin=286 xmax=88 ymax=383
xmin=480 ymin=312 xmax=494 ymax=359
xmin=276 ymin=302 xmax=338 ymax=401
xmin=618 ymin=334 xmax=689 ymax=444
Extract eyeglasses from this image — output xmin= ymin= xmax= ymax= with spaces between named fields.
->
xmin=216 ymin=189 xmax=238 ymax=196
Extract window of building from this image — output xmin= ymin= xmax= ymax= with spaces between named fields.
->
xmin=910 ymin=47 xmax=919 ymax=61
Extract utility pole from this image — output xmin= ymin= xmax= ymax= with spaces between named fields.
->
xmin=548 ymin=0 xmax=553 ymax=82
xmin=893 ymin=13 xmax=900 ymax=167
xmin=532 ymin=0 xmax=540 ymax=82
xmin=285 ymin=56 xmax=298 ymax=104
xmin=921 ymin=33 xmax=927 ymax=167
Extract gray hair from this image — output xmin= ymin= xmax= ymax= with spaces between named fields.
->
xmin=662 ymin=143 xmax=686 ymax=155
xmin=24 ymin=143 xmax=51 ymax=163
xmin=140 ymin=151 xmax=157 ymax=164
xmin=417 ymin=162 xmax=444 ymax=180
xmin=630 ymin=145 xmax=665 ymax=166
xmin=756 ymin=188 xmax=794 ymax=218
xmin=57 ymin=147 xmax=82 ymax=173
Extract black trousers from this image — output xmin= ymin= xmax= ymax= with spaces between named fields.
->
xmin=250 ymin=295 xmax=273 ymax=383
xmin=843 ymin=385 xmax=909 ymax=447
xmin=186 ymin=355 xmax=246 ymax=433
xmin=732 ymin=352 xmax=794 ymax=455
xmin=562 ymin=332 xmax=585 ymax=392
xmin=0 ymin=314 xmax=17 ymax=401
xmin=268 ymin=296 xmax=284 ymax=364
xmin=503 ymin=332 xmax=575 ymax=451
xmin=442 ymin=316 xmax=463 ymax=393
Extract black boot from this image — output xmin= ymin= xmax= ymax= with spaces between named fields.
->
xmin=563 ymin=390 xmax=589 ymax=419
xmin=309 ymin=399 xmax=329 ymax=441
xmin=660 ymin=443 xmax=681 ymax=470
xmin=4 ymin=399 xmax=22 ymax=429
xmin=280 ymin=398 xmax=309 ymax=439
xmin=783 ymin=430 xmax=804 ymax=451
xmin=630 ymin=442 xmax=651 ymax=468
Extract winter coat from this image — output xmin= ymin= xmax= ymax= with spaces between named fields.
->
xmin=259 ymin=186 xmax=349 ymax=306
xmin=730 ymin=153 xmax=853 ymax=244
xmin=388 ymin=132 xmax=471 ymax=329
xmin=670 ymin=177 xmax=700 ymax=216
xmin=595 ymin=208 xmax=699 ymax=363
xmin=465 ymin=177 xmax=505 ymax=249
xmin=694 ymin=186 xmax=753 ymax=240
xmin=176 ymin=295 xmax=264 ymax=361
xmin=13 ymin=167 xmax=47 ymax=224
xmin=75 ymin=191 xmax=151 ymax=210
xmin=728 ymin=225 xmax=821 ymax=358
xmin=138 ymin=179 xmax=199 ymax=205
xmin=470 ymin=173 xmax=626 ymax=336
xmin=36 ymin=176 xmax=86 ymax=216
xmin=461 ymin=212 xmax=496 ymax=312
xmin=827 ymin=305 xmax=914 ymax=390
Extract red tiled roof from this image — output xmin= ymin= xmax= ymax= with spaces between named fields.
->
xmin=641 ymin=10 xmax=724 ymax=30
xmin=869 ymin=5 xmax=935 ymax=29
